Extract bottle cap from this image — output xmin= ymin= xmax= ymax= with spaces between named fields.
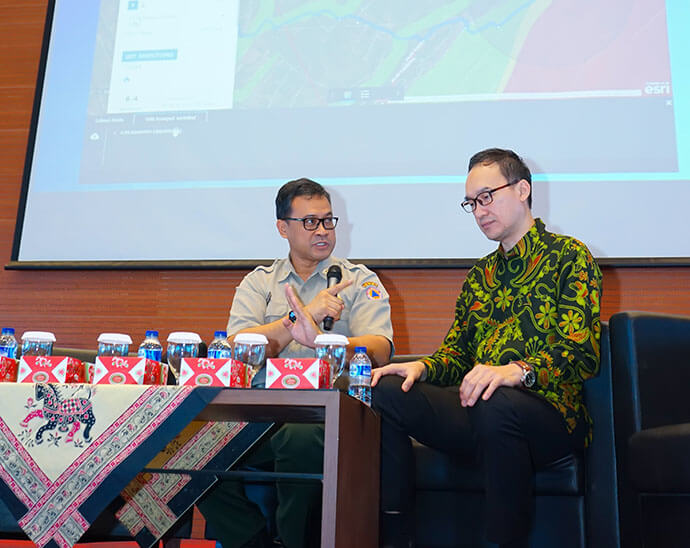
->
xmin=1 ymin=327 xmax=15 ymax=335
xmin=167 ymin=332 xmax=202 ymax=344
xmin=214 ymin=330 xmax=228 ymax=338
xmin=354 ymin=346 xmax=367 ymax=353
xmin=97 ymin=333 xmax=133 ymax=344
xmin=314 ymin=334 xmax=349 ymax=347
xmin=21 ymin=331 xmax=56 ymax=342
xmin=233 ymin=333 xmax=268 ymax=346
xmin=145 ymin=330 xmax=159 ymax=338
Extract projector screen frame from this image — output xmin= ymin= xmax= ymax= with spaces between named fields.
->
xmin=11 ymin=0 xmax=55 ymax=268
xmin=5 ymin=257 xmax=690 ymax=272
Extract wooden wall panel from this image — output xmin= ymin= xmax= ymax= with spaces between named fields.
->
xmin=1 ymin=1 xmax=689 ymax=356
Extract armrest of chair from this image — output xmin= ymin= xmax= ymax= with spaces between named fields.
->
xmin=610 ymin=311 xmax=690 ymax=548
xmin=610 ymin=311 xmax=690 ymax=436
xmin=628 ymin=422 xmax=690 ymax=493
xmin=582 ymin=322 xmax=620 ymax=547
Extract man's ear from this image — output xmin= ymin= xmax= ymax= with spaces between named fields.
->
xmin=517 ymin=179 xmax=531 ymax=203
xmin=277 ymin=219 xmax=288 ymax=239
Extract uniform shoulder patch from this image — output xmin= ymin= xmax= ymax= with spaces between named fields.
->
xmin=366 ymin=286 xmax=383 ymax=300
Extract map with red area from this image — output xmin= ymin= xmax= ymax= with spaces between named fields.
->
xmin=503 ymin=0 xmax=671 ymax=97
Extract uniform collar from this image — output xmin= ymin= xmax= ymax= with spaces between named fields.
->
xmin=276 ymin=256 xmax=340 ymax=284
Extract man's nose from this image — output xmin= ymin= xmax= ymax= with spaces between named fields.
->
xmin=474 ymin=202 xmax=489 ymax=218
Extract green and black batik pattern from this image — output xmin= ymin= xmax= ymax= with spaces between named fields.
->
xmin=423 ymin=219 xmax=602 ymax=445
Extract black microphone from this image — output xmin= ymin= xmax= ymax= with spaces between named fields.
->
xmin=322 ymin=265 xmax=342 ymax=331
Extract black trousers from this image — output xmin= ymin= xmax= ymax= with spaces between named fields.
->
xmin=372 ymin=376 xmax=585 ymax=545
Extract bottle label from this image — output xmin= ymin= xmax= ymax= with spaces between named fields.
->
xmin=349 ymin=363 xmax=371 ymax=377
xmin=207 ymin=349 xmax=232 ymax=359
xmin=0 ymin=345 xmax=17 ymax=360
xmin=138 ymin=348 xmax=163 ymax=362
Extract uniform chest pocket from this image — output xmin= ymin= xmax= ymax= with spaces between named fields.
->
xmin=265 ymin=299 xmax=290 ymax=324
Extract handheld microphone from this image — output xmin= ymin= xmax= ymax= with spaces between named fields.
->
xmin=322 ymin=265 xmax=342 ymax=331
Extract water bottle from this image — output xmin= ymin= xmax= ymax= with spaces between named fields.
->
xmin=348 ymin=346 xmax=372 ymax=406
xmin=137 ymin=330 xmax=163 ymax=362
xmin=207 ymin=330 xmax=232 ymax=359
xmin=0 ymin=328 xmax=18 ymax=359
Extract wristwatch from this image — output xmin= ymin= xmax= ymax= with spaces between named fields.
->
xmin=515 ymin=361 xmax=535 ymax=388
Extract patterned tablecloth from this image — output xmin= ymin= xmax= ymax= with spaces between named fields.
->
xmin=0 ymin=383 xmax=270 ymax=548
xmin=117 ymin=418 xmax=272 ymax=547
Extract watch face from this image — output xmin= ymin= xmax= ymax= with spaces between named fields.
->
xmin=524 ymin=370 xmax=536 ymax=388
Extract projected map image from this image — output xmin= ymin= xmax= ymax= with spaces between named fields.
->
xmin=78 ymin=0 xmax=676 ymax=186
xmin=233 ymin=0 xmax=671 ymax=109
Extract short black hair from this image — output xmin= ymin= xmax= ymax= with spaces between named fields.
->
xmin=275 ymin=178 xmax=331 ymax=219
xmin=468 ymin=148 xmax=532 ymax=208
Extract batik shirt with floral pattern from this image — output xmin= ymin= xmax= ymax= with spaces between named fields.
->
xmin=423 ymin=218 xmax=602 ymax=445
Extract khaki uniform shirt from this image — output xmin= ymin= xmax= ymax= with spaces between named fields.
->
xmin=228 ymin=256 xmax=394 ymax=370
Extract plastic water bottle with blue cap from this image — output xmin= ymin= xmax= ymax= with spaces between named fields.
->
xmin=137 ymin=330 xmax=163 ymax=362
xmin=348 ymin=346 xmax=372 ymax=406
xmin=207 ymin=330 xmax=232 ymax=359
xmin=0 ymin=328 xmax=18 ymax=359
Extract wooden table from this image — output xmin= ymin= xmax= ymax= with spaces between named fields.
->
xmin=194 ymin=389 xmax=380 ymax=548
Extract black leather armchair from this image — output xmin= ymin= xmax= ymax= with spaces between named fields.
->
xmin=393 ymin=322 xmax=620 ymax=547
xmin=609 ymin=311 xmax=690 ymax=548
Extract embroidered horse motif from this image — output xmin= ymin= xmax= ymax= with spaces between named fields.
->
xmin=21 ymin=383 xmax=96 ymax=444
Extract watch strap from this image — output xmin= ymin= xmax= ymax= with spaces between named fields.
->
xmin=515 ymin=360 xmax=535 ymax=387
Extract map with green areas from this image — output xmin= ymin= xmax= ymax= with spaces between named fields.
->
xmin=233 ymin=0 xmax=549 ymax=108
xmin=232 ymin=0 xmax=669 ymax=109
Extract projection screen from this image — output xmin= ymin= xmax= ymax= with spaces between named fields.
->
xmin=11 ymin=0 xmax=690 ymax=267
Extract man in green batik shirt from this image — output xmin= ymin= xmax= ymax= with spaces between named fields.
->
xmin=372 ymin=148 xmax=602 ymax=548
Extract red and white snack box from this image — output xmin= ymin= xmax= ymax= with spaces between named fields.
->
xmin=143 ymin=360 xmax=168 ymax=385
xmin=18 ymin=356 xmax=86 ymax=383
xmin=64 ymin=357 xmax=88 ymax=383
xmin=0 ymin=356 xmax=18 ymax=382
xmin=92 ymin=356 xmax=161 ymax=385
xmin=178 ymin=357 xmax=246 ymax=387
xmin=265 ymin=358 xmax=329 ymax=389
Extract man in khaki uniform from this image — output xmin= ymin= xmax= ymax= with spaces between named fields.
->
xmin=199 ymin=178 xmax=393 ymax=548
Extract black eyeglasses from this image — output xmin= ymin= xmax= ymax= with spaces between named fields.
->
xmin=461 ymin=181 xmax=517 ymax=213
xmin=282 ymin=216 xmax=339 ymax=231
